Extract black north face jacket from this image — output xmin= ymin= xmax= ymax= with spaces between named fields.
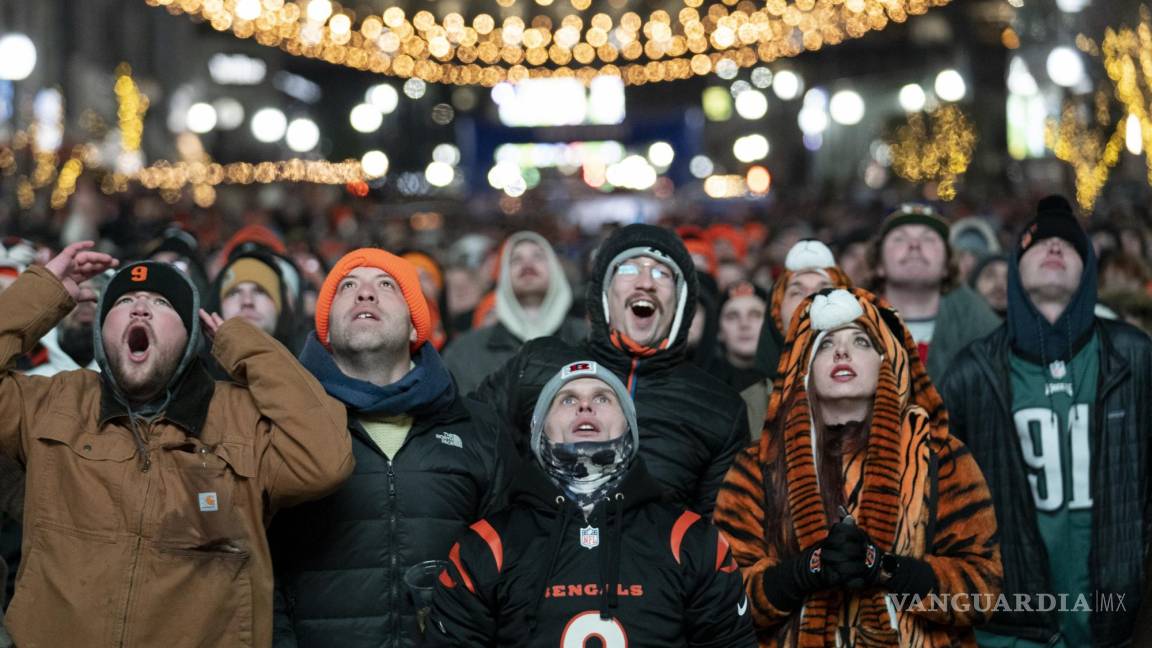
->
xmin=269 ymin=395 xmax=514 ymax=648
xmin=427 ymin=460 xmax=757 ymax=648
xmin=472 ymin=224 xmax=750 ymax=516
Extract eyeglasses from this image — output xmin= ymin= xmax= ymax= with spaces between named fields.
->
xmin=613 ymin=260 xmax=675 ymax=285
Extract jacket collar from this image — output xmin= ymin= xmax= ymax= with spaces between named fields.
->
xmin=347 ymin=394 xmax=472 ymax=460
xmin=410 ymin=393 xmax=471 ymax=432
xmin=976 ymin=318 xmax=1127 ymax=412
xmin=1097 ymin=320 xmax=1132 ymax=398
xmin=99 ymin=360 xmax=216 ymax=437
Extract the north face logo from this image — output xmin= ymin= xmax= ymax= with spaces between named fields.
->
xmin=436 ymin=432 xmax=463 ymax=449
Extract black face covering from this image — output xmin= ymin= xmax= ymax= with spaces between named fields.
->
xmin=538 ymin=433 xmax=635 ymax=513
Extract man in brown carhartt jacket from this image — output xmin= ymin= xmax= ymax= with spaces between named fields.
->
xmin=0 ymin=242 xmax=353 ymax=647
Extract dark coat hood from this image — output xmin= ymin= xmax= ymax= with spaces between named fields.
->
xmin=585 ymin=224 xmax=698 ymax=372
xmin=93 ymin=261 xmax=204 ymax=417
xmin=1006 ymin=237 xmax=1098 ymax=362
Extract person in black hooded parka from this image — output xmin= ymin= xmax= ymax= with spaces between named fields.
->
xmin=472 ymin=224 xmax=750 ymax=517
xmin=940 ymin=196 xmax=1152 ymax=647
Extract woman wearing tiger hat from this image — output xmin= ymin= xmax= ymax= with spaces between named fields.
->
xmin=715 ymin=287 xmax=1002 ymax=647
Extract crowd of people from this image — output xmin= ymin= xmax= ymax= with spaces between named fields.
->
xmin=0 ymin=187 xmax=1150 ymax=647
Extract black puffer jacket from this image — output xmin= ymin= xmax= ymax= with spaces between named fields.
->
xmin=427 ymin=459 xmax=757 ymax=647
xmin=269 ymin=394 xmax=514 ymax=648
xmin=940 ymin=320 xmax=1152 ymax=647
xmin=472 ymin=224 xmax=750 ymax=517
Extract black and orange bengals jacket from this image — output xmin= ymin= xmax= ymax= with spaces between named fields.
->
xmin=427 ymin=459 xmax=757 ymax=648
xmin=471 ymin=224 xmax=750 ymax=517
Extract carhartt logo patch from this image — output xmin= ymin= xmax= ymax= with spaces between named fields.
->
xmin=579 ymin=525 xmax=600 ymax=550
xmin=198 ymin=492 xmax=219 ymax=512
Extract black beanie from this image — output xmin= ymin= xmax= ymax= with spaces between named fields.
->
xmin=1018 ymin=195 xmax=1090 ymax=262
xmin=100 ymin=261 xmax=198 ymax=333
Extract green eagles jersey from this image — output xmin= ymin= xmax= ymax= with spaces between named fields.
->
xmin=977 ymin=333 xmax=1100 ymax=648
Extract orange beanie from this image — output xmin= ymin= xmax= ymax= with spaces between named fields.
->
xmin=472 ymin=291 xmax=497 ymax=329
xmin=315 ymin=248 xmax=432 ymax=353
xmin=682 ymin=237 xmax=718 ymax=277
xmin=401 ymin=251 xmax=444 ymax=293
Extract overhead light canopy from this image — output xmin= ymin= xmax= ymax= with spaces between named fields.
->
xmin=146 ymin=0 xmax=954 ymax=86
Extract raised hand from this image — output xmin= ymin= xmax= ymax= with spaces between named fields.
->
xmin=199 ymin=309 xmax=226 ymax=344
xmin=43 ymin=241 xmax=118 ymax=301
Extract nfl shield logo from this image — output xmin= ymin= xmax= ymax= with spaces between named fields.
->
xmin=1048 ymin=360 xmax=1067 ymax=379
xmin=579 ymin=525 xmax=600 ymax=550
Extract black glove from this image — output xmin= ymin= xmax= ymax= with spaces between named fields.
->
xmin=822 ymin=522 xmax=938 ymax=596
xmin=877 ymin=554 xmax=937 ymax=597
xmin=820 ymin=521 xmax=881 ymax=590
xmin=760 ymin=543 xmax=833 ymax=612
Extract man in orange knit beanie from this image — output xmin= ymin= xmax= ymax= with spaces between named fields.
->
xmin=272 ymin=248 xmax=513 ymax=648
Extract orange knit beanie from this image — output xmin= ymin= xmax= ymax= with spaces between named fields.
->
xmin=315 ymin=248 xmax=431 ymax=353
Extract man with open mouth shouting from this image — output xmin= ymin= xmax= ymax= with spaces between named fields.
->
xmin=473 ymin=224 xmax=750 ymax=517
xmin=0 ymin=241 xmax=353 ymax=647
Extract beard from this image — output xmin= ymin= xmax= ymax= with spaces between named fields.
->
xmin=329 ymin=313 xmax=411 ymax=356
xmin=105 ymin=341 xmax=185 ymax=404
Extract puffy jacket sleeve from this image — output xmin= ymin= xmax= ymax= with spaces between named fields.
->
xmin=0 ymin=266 xmax=76 ymax=463
xmin=695 ymin=402 xmax=749 ymax=518
xmin=909 ymin=435 xmax=1002 ymax=626
xmin=469 ymin=346 xmax=533 ymax=455
xmin=466 ymin=399 xmax=518 ymax=517
xmin=427 ymin=523 xmax=502 ymax=647
xmin=681 ymin=515 xmax=759 ymax=647
xmin=212 ymin=318 xmax=353 ymax=509
xmin=270 ymin=584 xmax=298 ymax=647
xmin=714 ymin=447 xmax=797 ymax=633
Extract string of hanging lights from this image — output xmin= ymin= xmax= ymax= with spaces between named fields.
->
xmin=144 ymin=0 xmax=951 ymax=86
xmin=1047 ymin=7 xmax=1152 ymax=210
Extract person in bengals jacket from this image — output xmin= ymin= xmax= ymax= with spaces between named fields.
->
xmin=428 ymin=360 xmax=756 ymax=647
xmin=472 ymin=224 xmax=750 ymax=517
xmin=715 ymin=288 xmax=1002 ymax=647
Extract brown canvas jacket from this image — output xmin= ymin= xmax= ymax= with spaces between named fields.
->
xmin=0 ymin=265 xmax=353 ymax=647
